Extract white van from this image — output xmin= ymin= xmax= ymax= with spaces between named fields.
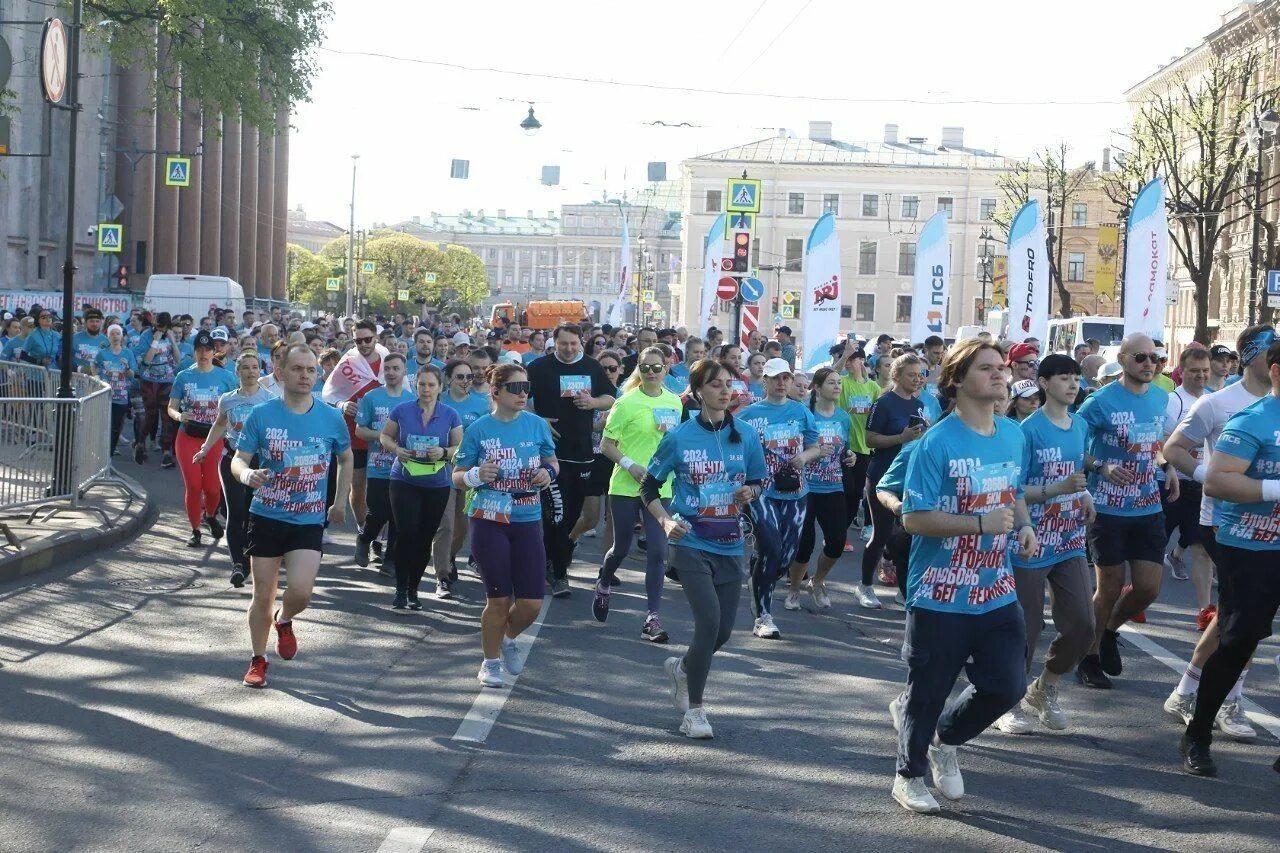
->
xmin=143 ymin=274 xmax=246 ymax=320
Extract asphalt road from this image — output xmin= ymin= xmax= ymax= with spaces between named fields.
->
xmin=1 ymin=462 xmax=1278 ymax=852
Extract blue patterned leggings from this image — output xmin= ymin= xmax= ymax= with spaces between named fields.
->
xmin=747 ymin=495 xmax=807 ymax=617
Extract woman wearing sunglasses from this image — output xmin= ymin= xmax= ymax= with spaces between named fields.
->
xmin=24 ymin=310 xmax=61 ymax=367
xmin=453 ymin=362 xmax=557 ymax=688
xmin=592 ymin=346 xmax=682 ymax=640
xmin=431 ymin=358 xmax=495 ymax=586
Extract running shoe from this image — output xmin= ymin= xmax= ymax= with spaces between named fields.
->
xmin=230 ymin=565 xmax=246 ymax=589
xmin=928 ymin=741 xmax=964 ymax=800
xmin=784 ymin=590 xmax=801 ymax=611
xmin=1179 ymin=734 xmax=1217 ymax=777
xmin=160 ymin=451 xmax=175 ymax=469
xmin=354 ymin=535 xmax=370 ymax=568
xmin=1099 ymin=629 xmax=1123 ymax=677
xmin=664 ymin=656 xmax=690 ymax=712
xmin=812 ymin=582 xmax=832 ymax=610
xmin=379 ymin=559 xmax=396 ymax=579
xmin=391 ymin=591 xmax=408 ymax=611
xmin=132 ymin=441 xmax=146 ymax=465
xmin=448 ymin=562 xmax=459 ymax=584
xmin=370 ymin=539 xmax=384 ymax=562
xmin=1196 ymin=604 xmax=1217 ymax=632
xmin=274 ymin=612 xmax=297 ymax=660
xmin=877 ymin=559 xmax=897 ymax=586
xmin=1163 ymin=689 xmax=1196 ymax=724
xmin=551 ymin=577 xmax=571 ymax=598
xmin=435 ymin=580 xmax=454 ymax=601
xmin=205 ymin=515 xmax=224 ymax=541
xmin=1023 ymin=679 xmax=1068 ymax=730
xmin=1075 ymin=654 xmax=1113 ymax=689
xmin=641 ymin=613 xmax=669 ymax=643
xmin=1167 ymin=549 xmax=1189 ymax=581
xmin=1216 ymin=700 xmax=1257 ymax=740
xmin=892 ymin=775 xmax=940 ymax=814
xmin=752 ymin=614 xmax=781 ymax=639
xmin=321 ymin=529 xmax=336 ymax=547
xmin=843 ymin=541 xmax=855 ymax=553
xmin=1122 ymin=584 xmax=1146 ymax=623
xmin=995 ymin=704 xmax=1035 ymax=735
xmin=407 ymin=593 xmax=423 ymax=611
xmin=636 ymin=537 xmax=647 ymax=552
xmin=477 ymin=659 xmax=505 ymax=688
xmin=592 ymin=581 xmax=611 ymax=622
xmin=680 ymin=707 xmax=714 ymax=739
xmin=861 ymin=525 xmax=872 ymax=543
xmin=582 ymin=528 xmax=598 ymax=538
xmin=853 ymin=584 xmax=882 ymax=609
xmin=467 ymin=554 xmax=480 ymax=576
xmin=185 ymin=529 xmax=202 ymax=548
xmin=501 ymin=638 xmax=524 ymax=675
xmin=242 ymin=655 xmax=269 ymax=688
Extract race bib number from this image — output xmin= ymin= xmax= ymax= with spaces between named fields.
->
xmin=961 ymin=460 xmax=1019 ymax=515
xmin=560 ymin=375 xmax=591 ymax=397
xmin=471 ymin=489 xmax=513 ymax=523
xmin=848 ymin=396 xmax=872 ymax=416
xmin=408 ymin=433 xmax=439 ymax=460
xmin=698 ymin=480 xmax=740 ymax=518
xmin=652 ymin=408 xmax=679 ymax=434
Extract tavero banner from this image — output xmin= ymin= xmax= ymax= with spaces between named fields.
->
xmin=1006 ymin=200 xmax=1049 ymax=344
xmin=801 ymin=213 xmax=840 ymax=372
xmin=1123 ymin=179 xmax=1168 ymax=340
xmin=699 ymin=213 xmax=726 ymax=335
xmin=909 ymin=211 xmax=950 ymax=343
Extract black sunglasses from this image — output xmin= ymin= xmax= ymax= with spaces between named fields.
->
xmin=500 ymin=381 xmax=531 ymax=395
xmin=602 ymin=364 xmax=620 ymax=372
xmin=451 ymin=372 xmax=473 ymax=381
xmin=638 ymin=364 xmax=663 ymax=374
xmin=1015 ymin=359 xmax=1038 ymax=368
xmin=354 ymin=335 xmax=375 ymax=344
xmin=1131 ymin=352 xmax=1159 ymax=364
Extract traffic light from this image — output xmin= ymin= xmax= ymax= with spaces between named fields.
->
xmin=731 ymin=230 xmax=750 ymax=274
xmin=115 ymin=264 xmax=129 ymax=290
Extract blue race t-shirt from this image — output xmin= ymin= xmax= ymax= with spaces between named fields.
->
xmin=454 ymin=411 xmax=557 ymax=524
xmin=389 ymin=400 xmax=462 ymax=489
xmin=171 ymin=365 xmax=237 ymax=427
xmin=238 ymin=397 xmax=351 ymax=526
xmin=866 ymin=389 xmax=925 ymax=482
xmin=135 ymin=329 xmax=178 ymax=383
xmin=877 ymin=436 xmax=920 ymax=500
xmin=903 ymin=414 xmax=1025 ymax=615
xmin=1214 ymin=395 xmax=1280 ymax=550
xmin=1015 ymin=408 xmax=1088 ymax=569
xmin=218 ymin=386 xmax=276 ymax=451
xmin=2 ymin=335 xmax=26 ymax=362
xmin=357 ymin=386 xmax=415 ymax=480
xmin=647 ymin=417 xmax=768 ymax=556
xmin=747 ymin=379 xmax=766 ymax=405
xmin=805 ymin=406 xmax=853 ymax=494
xmin=94 ymin=347 xmax=138 ymax=404
xmin=444 ymin=390 xmax=491 ymax=431
xmin=72 ymin=331 xmax=106 ymax=370
xmin=1077 ymin=380 xmax=1169 ymax=517
xmin=739 ymin=398 xmax=818 ymax=500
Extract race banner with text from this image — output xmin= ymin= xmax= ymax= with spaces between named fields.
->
xmin=0 ymin=291 xmax=135 ymax=317
xmin=1006 ymin=199 xmax=1049 ymax=344
xmin=1123 ymin=179 xmax=1168 ymax=340
xmin=1094 ymin=223 xmax=1119 ymax=299
xmin=700 ymin=213 xmax=726 ymax=335
xmin=801 ymin=213 xmax=841 ymax=372
xmin=909 ymin=211 xmax=950 ymax=344
xmin=607 ymin=209 xmax=631 ymax=328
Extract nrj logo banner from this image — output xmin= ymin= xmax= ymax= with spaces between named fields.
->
xmin=1123 ymin=179 xmax=1168 ymax=341
xmin=1006 ymin=200 xmax=1049 ymax=344
xmin=801 ymin=213 xmax=841 ymax=372
xmin=910 ymin=211 xmax=950 ymax=344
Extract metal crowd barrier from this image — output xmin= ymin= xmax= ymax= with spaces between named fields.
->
xmin=0 ymin=361 xmax=139 ymax=524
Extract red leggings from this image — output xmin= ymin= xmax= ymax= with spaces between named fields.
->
xmin=174 ymin=429 xmax=224 ymax=530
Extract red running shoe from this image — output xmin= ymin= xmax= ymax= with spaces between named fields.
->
xmin=877 ymin=559 xmax=897 ymax=587
xmin=1196 ymin=604 xmax=1217 ymax=632
xmin=274 ymin=610 xmax=297 ymax=660
xmin=1123 ymin=584 xmax=1146 ymax=624
xmin=243 ymin=655 xmax=269 ymax=688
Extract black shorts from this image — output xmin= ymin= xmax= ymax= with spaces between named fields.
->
xmin=1088 ymin=512 xmax=1167 ymax=566
xmin=1200 ymin=524 xmax=1219 ymax=565
xmin=585 ymin=453 xmax=612 ymax=497
xmin=1216 ymin=543 xmax=1280 ymax=649
xmin=352 ymin=448 xmax=368 ymax=471
xmin=1162 ymin=479 xmax=1203 ymax=548
xmin=245 ymin=513 xmax=324 ymax=558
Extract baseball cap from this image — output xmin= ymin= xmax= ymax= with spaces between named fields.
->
xmin=1101 ymin=361 xmax=1123 ymax=379
xmin=193 ymin=330 xmax=215 ymax=350
xmin=1209 ymin=344 xmax=1233 ymax=359
xmin=763 ymin=357 xmax=793 ymax=377
xmin=1007 ymin=342 xmax=1040 ymax=365
xmin=1011 ymin=379 xmax=1040 ymax=399
xmin=453 ymin=331 xmax=471 ymax=345
xmin=1038 ymin=353 xmax=1081 ymax=379
xmin=210 ymin=328 xmax=230 ymax=342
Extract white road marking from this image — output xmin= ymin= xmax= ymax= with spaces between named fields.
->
xmin=377 ymin=826 xmax=435 ymax=853
xmin=1119 ymin=624 xmax=1280 ymax=739
xmin=452 ymin=596 xmax=551 ymax=743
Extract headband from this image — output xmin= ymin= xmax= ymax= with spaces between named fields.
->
xmin=1240 ymin=328 xmax=1276 ymax=366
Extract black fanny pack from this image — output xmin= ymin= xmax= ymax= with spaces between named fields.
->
xmin=765 ymin=449 xmax=803 ymax=493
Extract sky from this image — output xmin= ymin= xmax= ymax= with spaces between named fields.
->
xmin=288 ymin=0 xmax=1231 ymax=227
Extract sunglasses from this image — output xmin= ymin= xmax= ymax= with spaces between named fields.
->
xmin=1014 ymin=359 xmax=1038 ymax=368
xmin=354 ymin=336 xmax=375 ymax=344
xmin=638 ymin=364 xmax=663 ymax=374
xmin=500 ymin=381 xmax=531 ymax=395
xmin=1131 ymin=352 xmax=1159 ymax=364
xmin=602 ymin=364 xmax=620 ymax=373
xmin=452 ymin=372 xmax=473 ymax=381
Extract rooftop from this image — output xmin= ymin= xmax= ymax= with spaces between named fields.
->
xmin=693 ymin=123 xmax=1012 ymax=169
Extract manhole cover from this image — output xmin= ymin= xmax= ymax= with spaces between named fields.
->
xmin=110 ymin=576 xmax=201 ymax=593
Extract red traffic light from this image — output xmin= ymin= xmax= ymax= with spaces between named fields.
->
xmin=731 ymin=230 xmax=751 ymax=273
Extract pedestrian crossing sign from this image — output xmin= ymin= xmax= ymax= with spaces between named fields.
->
xmin=726 ymin=178 xmax=761 ymax=214
xmin=398 ymin=289 xmax=410 ymax=301
xmin=325 ymin=278 xmax=341 ymax=292
xmin=724 ymin=212 xmax=755 ymax=238
xmin=165 ymin=157 xmax=191 ymax=187
xmin=361 ymin=260 xmax=377 ymax=274
xmin=96 ymin=223 xmax=122 ymax=253
xmin=424 ymin=272 xmax=438 ymax=285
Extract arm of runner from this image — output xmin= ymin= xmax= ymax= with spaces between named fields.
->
xmin=530 ymin=455 xmax=558 ymax=488
xmin=1014 ymin=497 xmax=1038 ymax=558
xmin=229 ymin=449 xmax=269 ymax=488
xmin=328 ymin=448 xmax=354 ymax=526
xmin=601 ymin=436 xmax=645 ymax=483
xmin=193 ymin=412 xmax=230 ymax=462
xmin=1204 ymin=444 xmax=1264 ymax=503
xmin=1162 ymin=425 xmax=1202 ymax=480
xmin=877 ymin=489 xmax=904 ymax=516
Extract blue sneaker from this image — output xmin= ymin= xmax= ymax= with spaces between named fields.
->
xmin=501 ymin=638 xmax=524 ymax=675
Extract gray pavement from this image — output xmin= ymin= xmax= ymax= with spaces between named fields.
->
xmin=1 ymin=462 xmax=1278 ymax=852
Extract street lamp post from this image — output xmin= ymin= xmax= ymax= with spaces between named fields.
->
xmin=1247 ymin=107 xmax=1280 ymax=326
xmin=977 ymin=226 xmax=993 ymax=326
xmin=345 ymin=154 xmax=359 ymax=317
xmin=637 ymin=234 xmax=647 ymax=328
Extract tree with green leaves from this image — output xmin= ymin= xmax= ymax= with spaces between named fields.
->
xmin=285 ymin=243 xmax=330 ymax=310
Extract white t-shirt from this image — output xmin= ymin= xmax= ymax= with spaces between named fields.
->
xmin=1164 ymin=385 xmax=1206 ymax=481
xmin=1175 ymin=380 xmax=1263 ymax=525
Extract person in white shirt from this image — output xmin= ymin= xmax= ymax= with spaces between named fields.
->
xmin=1162 ymin=347 xmax=1212 ymax=607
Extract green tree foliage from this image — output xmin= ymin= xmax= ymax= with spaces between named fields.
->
xmin=284 ymin=243 xmax=330 ymax=310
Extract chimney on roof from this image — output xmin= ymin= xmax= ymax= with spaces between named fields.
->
xmin=884 ymin=124 xmax=899 ymax=144
xmin=527 ymin=209 xmax=534 ymax=219
xmin=477 ymin=209 xmax=485 ymax=219
xmin=941 ymin=127 xmax=964 ymax=148
xmin=496 ymin=208 xmax=506 ymax=218
xmin=808 ymin=121 xmax=833 ymax=142
xmin=412 ymin=215 xmax=420 ymax=224
xmin=1102 ymin=147 xmax=1112 ymax=173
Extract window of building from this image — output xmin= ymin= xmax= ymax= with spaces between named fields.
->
xmin=565 ymin=214 xmax=577 ymax=226
xmin=487 ymin=248 xmax=498 ymax=261
xmin=785 ymin=238 xmax=804 ymax=271
xmin=901 ymin=195 xmax=919 ymax=219
xmin=979 ymin=198 xmax=997 ymax=221
xmin=861 ymin=194 xmax=879 ymax=217
xmin=503 ymin=273 xmax=513 ymax=287
xmin=895 ymin=295 xmax=912 ymax=323
xmin=858 ymin=241 xmax=877 ymax=275
xmin=504 ymin=249 xmax=515 ymax=262
xmin=823 ymin=193 xmax=840 ymax=215
xmin=538 ymin=250 xmax=550 ymax=264
xmin=537 ymin=273 xmax=548 ymax=287
xmin=840 ymin=305 xmax=852 ymax=319
xmin=1068 ymin=252 xmax=1086 ymax=281
xmin=1072 ymin=202 xmax=1088 ymax=227
xmin=564 ymin=272 xmax=575 ymax=286
xmin=520 ymin=249 xmax=532 ymax=262
xmin=788 ymin=193 xmax=805 ymax=215
xmin=856 ymin=293 xmax=875 ymax=322
xmin=898 ymin=242 xmax=916 ymax=276
xmin=583 ymin=216 xmax=595 ymax=228
xmin=520 ymin=272 xmax=531 ymax=287
xmin=937 ymin=196 xmax=954 ymax=218
xmin=706 ymin=190 xmax=722 ymax=212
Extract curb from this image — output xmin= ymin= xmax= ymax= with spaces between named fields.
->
xmin=0 ymin=474 xmax=157 ymax=585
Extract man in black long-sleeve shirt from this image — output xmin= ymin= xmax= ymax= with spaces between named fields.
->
xmin=526 ymin=324 xmax=616 ymax=596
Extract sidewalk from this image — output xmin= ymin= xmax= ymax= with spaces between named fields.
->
xmin=0 ymin=470 xmax=154 ymax=584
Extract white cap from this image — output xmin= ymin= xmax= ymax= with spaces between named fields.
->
xmin=499 ymin=349 xmax=523 ymax=365
xmin=452 ymin=331 xmax=471 ymax=345
xmin=762 ymin=358 xmax=793 ymax=377
xmin=300 ymin=321 xmax=315 ymax=331
xmin=1011 ymin=379 xmax=1039 ymax=399
xmin=1101 ymin=361 xmax=1123 ymax=379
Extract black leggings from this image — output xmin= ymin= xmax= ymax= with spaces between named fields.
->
xmin=362 ymin=477 xmax=397 ymax=556
xmin=796 ymin=491 xmax=848 ymax=563
xmin=109 ymin=402 xmax=128 ymax=456
xmin=843 ymin=453 xmax=870 ymax=528
xmin=861 ymin=475 xmax=896 ymax=585
xmin=218 ymin=451 xmax=254 ymax=570
xmin=389 ymin=480 xmax=451 ymax=596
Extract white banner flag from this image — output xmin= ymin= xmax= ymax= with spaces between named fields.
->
xmin=801 ymin=213 xmax=841 ymax=372
xmin=700 ymin=213 xmax=726 ymax=336
xmin=608 ymin=210 xmax=631 ymax=327
xmin=322 ymin=350 xmax=382 ymax=405
xmin=910 ymin=211 xmax=950 ymax=343
xmin=1006 ymin=200 xmax=1049 ymax=344
xmin=1123 ymin=179 xmax=1168 ymax=341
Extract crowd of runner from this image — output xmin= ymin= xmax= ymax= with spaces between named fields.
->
xmin=6 ymin=299 xmax=1280 ymax=813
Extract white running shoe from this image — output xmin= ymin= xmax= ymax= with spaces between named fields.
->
xmin=928 ymin=742 xmax=964 ymax=800
xmin=477 ymin=659 xmax=505 ymax=688
xmin=892 ymin=775 xmax=940 ymax=814
xmin=582 ymin=529 xmax=598 ymax=538
xmin=995 ymin=703 xmax=1036 ymax=735
xmin=784 ymin=590 xmax=801 ymax=611
xmin=664 ymin=655 xmax=690 ymax=712
xmin=321 ymin=529 xmax=337 ymax=546
xmin=853 ymin=583 xmax=882 ymax=610
xmin=753 ymin=614 xmax=781 ymax=639
xmin=889 ymin=694 xmax=905 ymax=734
xmin=501 ymin=638 xmax=524 ymax=676
xmin=813 ymin=583 xmax=832 ymax=610
xmin=1216 ymin=700 xmax=1257 ymax=740
xmin=1163 ymin=689 xmax=1196 ymax=725
xmin=680 ymin=707 xmax=714 ymax=739
xmin=1023 ymin=679 xmax=1068 ymax=731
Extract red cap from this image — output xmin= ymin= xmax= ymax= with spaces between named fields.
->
xmin=1006 ymin=342 xmax=1039 ymax=365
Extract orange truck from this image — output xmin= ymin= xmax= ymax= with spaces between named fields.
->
xmin=490 ymin=300 xmax=590 ymax=330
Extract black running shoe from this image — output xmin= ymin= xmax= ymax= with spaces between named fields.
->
xmin=370 ymin=539 xmax=383 ymax=562
xmin=391 ymin=591 xmax=408 ymax=610
xmin=551 ymin=577 xmax=571 ymax=598
xmin=133 ymin=442 xmax=146 ymax=465
xmin=354 ymin=535 xmax=370 ymax=568
xmin=407 ymin=593 xmax=423 ymax=611
xmin=230 ymin=565 xmax=246 ymax=588
xmin=592 ymin=581 xmax=610 ymax=622
xmin=160 ymin=451 xmax=175 ymax=470
xmin=1179 ymin=734 xmax=1217 ymax=777
xmin=185 ymin=529 xmax=202 ymax=547
xmin=205 ymin=515 xmax=224 ymax=541
xmin=379 ymin=559 xmax=396 ymax=579
xmin=1099 ymin=629 xmax=1123 ymax=677
xmin=1075 ymin=654 xmax=1113 ymax=689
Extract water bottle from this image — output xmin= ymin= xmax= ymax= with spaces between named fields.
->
xmin=670 ymin=513 xmax=692 ymax=532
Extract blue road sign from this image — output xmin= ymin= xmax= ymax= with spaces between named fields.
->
xmin=1268 ymin=270 xmax=1280 ymax=296
xmin=739 ymin=277 xmax=765 ymax=304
